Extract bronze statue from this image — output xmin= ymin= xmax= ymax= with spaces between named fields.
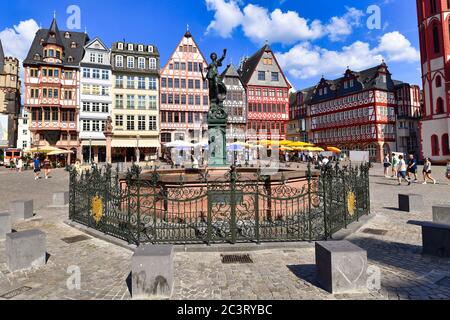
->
xmin=201 ymin=49 xmax=228 ymax=120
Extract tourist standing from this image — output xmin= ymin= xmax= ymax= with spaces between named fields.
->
xmin=33 ymin=155 xmax=41 ymax=180
xmin=397 ymin=155 xmax=410 ymax=186
xmin=422 ymin=158 xmax=436 ymax=185
xmin=17 ymin=157 xmax=23 ymax=173
xmin=391 ymin=153 xmax=398 ymax=178
xmin=43 ymin=156 xmax=51 ymax=179
xmin=407 ymin=154 xmax=418 ymax=183
xmin=383 ymin=154 xmax=391 ymax=177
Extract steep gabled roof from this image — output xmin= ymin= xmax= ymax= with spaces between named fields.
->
xmin=221 ymin=64 xmax=240 ymax=78
xmin=23 ymin=20 xmax=89 ymax=67
xmin=0 ymin=39 xmax=4 ymax=73
xmin=238 ymin=44 xmax=269 ymax=85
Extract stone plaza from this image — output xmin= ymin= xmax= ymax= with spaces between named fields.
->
xmin=0 ymin=164 xmax=450 ymax=300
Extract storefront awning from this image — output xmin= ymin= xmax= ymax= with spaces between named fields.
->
xmin=81 ymin=140 xmax=107 ymax=147
xmin=111 ymin=139 xmax=159 ymax=148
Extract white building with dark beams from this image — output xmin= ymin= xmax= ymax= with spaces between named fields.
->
xmin=80 ymin=37 xmax=112 ymax=163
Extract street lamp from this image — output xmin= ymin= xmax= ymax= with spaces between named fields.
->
xmin=89 ymin=138 xmax=92 ymax=165
xmin=136 ymin=135 xmax=140 ymax=164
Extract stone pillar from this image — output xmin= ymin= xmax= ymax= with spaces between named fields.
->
xmin=94 ymin=146 xmax=99 ymax=163
xmin=6 ymin=229 xmax=46 ymax=272
xmin=0 ymin=213 xmax=11 ymax=240
xmin=104 ymin=116 xmax=113 ymax=164
xmin=132 ymin=245 xmax=174 ymax=300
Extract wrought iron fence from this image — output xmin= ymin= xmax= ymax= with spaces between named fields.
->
xmin=69 ymin=162 xmax=370 ymax=245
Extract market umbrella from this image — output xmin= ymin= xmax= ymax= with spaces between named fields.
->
xmin=24 ymin=146 xmax=64 ymax=154
xmin=164 ymin=140 xmax=194 ymax=148
xmin=304 ymin=147 xmax=325 ymax=152
xmin=287 ymin=141 xmax=315 ymax=148
xmin=279 ymin=140 xmax=293 ymax=146
xmin=280 ymin=146 xmax=294 ymax=151
xmin=227 ymin=142 xmax=251 ymax=148
xmin=327 ymin=147 xmax=342 ymax=153
xmin=47 ymin=149 xmax=73 ymax=155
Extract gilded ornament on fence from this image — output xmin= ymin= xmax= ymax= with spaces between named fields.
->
xmin=91 ymin=196 xmax=103 ymax=224
xmin=347 ymin=191 xmax=356 ymax=216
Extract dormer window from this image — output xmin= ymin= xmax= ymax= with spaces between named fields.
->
xmin=40 ymin=39 xmax=44 ymax=46
xmin=71 ymin=42 xmax=77 ymax=48
xmin=128 ymin=44 xmax=133 ymax=51
xmin=117 ymin=43 xmax=123 ymax=50
xmin=349 ymin=79 xmax=354 ymax=87
xmin=68 ymin=56 xmax=74 ymax=62
xmin=64 ymin=32 xmax=71 ymax=39
xmin=324 ymin=87 xmax=328 ymax=94
xmin=138 ymin=45 xmax=143 ymax=52
xmin=148 ymin=46 xmax=154 ymax=53
xmin=34 ymin=54 xmax=41 ymax=61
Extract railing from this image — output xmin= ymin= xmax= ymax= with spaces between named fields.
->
xmin=69 ymin=162 xmax=371 ymax=245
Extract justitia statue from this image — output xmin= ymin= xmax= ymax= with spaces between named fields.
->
xmin=201 ymin=49 xmax=229 ymax=167
xmin=202 ymin=49 xmax=228 ymax=120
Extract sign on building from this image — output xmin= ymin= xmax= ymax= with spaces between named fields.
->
xmin=0 ymin=114 xmax=9 ymax=147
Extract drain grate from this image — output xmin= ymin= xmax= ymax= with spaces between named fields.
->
xmin=362 ymin=228 xmax=388 ymax=236
xmin=0 ymin=286 xmax=32 ymax=299
xmin=221 ymin=254 xmax=253 ymax=264
xmin=436 ymin=276 xmax=450 ymax=287
xmin=61 ymin=235 xmax=91 ymax=244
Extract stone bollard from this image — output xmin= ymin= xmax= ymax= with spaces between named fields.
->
xmin=0 ymin=213 xmax=12 ymax=240
xmin=315 ymin=241 xmax=368 ymax=294
xmin=432 ymin=205 xmax=450 ymax=225
xmin=9 ymin=200 xmax=34 ymax=221
xmin=398 ymin=194 xmax=424 ymax=212
xmin=53 ymin=192 xmax=69 ymax=206
xmin=132 ymin=245 xmax=174 ymax=300
xmin=6 ymin=229 xmax=46 ymax=272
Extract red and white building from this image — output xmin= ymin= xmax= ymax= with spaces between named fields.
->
xmin=239 ymin=44 xmax=291 ymax=140
xmin=23 ymin=18 xmax=89 ymax=163
xmin=417 ymin=0 xmax=450 ymax=163
xmin=159 ymin=30 xmax=209 ymax=146
xmin=305 ymin=64 xmax=399 ymax=162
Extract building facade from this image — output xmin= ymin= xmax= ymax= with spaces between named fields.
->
xmin=416 ymin=0 xmax=450 ymax=163
xmin=287 ymin=92 xmax=300 ymax=142
xmin=305 ymin=64 xmax=398 ymax=162
xmin=23 ymin=18 xmax=88 ymax=163
xmin=159 ymin=31 xmax=209 ymax=146
xmin=394 ymin=83 xmax=422 ymax=158
xmin=110 ymin=41 xmax=160 ymax=162
xmin=0 ymin=39 xmax=21 ymax=153
xmin=221 ymin=64 xmax=246 ymax=142
xmin=16 ymin=106 xmax=31 ymax=150
xmin=239 ymin=44 xmax=290 ymax=141
xmin=80 ymin=37 xmax=112 ymax=163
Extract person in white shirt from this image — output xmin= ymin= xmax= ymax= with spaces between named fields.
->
xmin=397 ymin=155 xmax=410 ymax=186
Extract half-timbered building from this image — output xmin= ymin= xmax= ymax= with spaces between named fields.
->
xmin=23 ymin=18 xmax=89 ymax=163
xmin=239 ymin=44 xmax=291 ymax=141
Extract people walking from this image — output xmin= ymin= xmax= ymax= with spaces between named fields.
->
xmin=391 ymin=153 xmax=398 ymax=178
xmin=43 ymin=156 xmax=50 ymax=179
xmin=33 ymin=155 xmax=41 ymax=180
xmin=422 ymin=158 xmax=436 ymax=185
xmin=17 ymin=157 xmax=23 ymax=173
xmin=407 ymin=154 xmax=418 ymax=183
xmin=397 ymin=155 xmax=410 ymax=186
xmin=383 ymin=154 xmax=391 ymax=177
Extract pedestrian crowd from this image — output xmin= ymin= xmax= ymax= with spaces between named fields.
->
xmin=383 ymin=153 xmax=450 ymax=186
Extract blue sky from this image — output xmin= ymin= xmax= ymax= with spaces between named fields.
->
xmin=0 ymin=0 xmax=420 ymax=89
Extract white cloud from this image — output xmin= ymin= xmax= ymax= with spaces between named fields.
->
xmin=375 ymin=31 xmax=420 ymax=62
xmin=326 ymin=7 xmax=364 ymax=42
xmin=205 ymin=1 xmax=363 ymax=44
xmin=206 ymin=0 xmax=244 ymax=38
xmin=0 ymin=19 xmax=39 ymax=61
xmin=276 ymin=31 xmax=419 ymax=80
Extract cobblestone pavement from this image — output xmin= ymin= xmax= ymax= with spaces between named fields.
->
xmin=0 ymin=164 xmax=449 ymax=300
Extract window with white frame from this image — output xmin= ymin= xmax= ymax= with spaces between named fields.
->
xmin=127 ymin=115 xmax=135 ymax=130
xmin=92 ymin=103 xmax=100 ymax=112
xmin=148 ymin=46 xmax=153 ymax=53
xmin=149 ymin=77 xmax=157 ymax=90
xmin=83 ymin=68 xmax=90 ymax=78
xmin=149 ymin=96 xmax=157 ymax=109
xmin=92 ymin=69 xmax=100 ymax=79
xmin=90 ymin=53 xmax=96 ymax=63
xmin=115 ymin=55 xmax=123 ymax=67
xmin=115 ymin=115 xmax=123 ymax=127
xmin=138 ymin=116 xmax=146 ymax=131
xmin=138 ymin=45 xmax=143 ymax=52
xmin=138 ymin=77 xmax=145 ymax=89
xmin=101 ymin=103 xmax=109 ymax=113
xmin=102 ymin=70 xmax=109 ymax=80
xmin=117 ymin=43 xmax=123 ymax=50
xmin=92 ymin=120 xmax=100 ymax=132
xmin=116 ymin=75 xmax=123 ymax=88
xmin=127 ymin=77 xmax=135 ymax=89
xmin=82 ymin=102 xmax=90 ymax=112
xmin=97 ymin=54 xmax=104 ymax=64
xmin=138 ymin=57 xmax=145 ymax=69
xmin=149 ymin=116 xmax=157 ymax=131
xmin=127 ymin=56 xmax=135 ymax=68
xmin=127 ymin=95 xmax=135 ymax=109
xmin=138 ymin=95 xmax=146 ymax=109
xmin=83 ymin=120 xmax=90 ymax=131
xmin=149 ymin=58 xmax=157 ymax=69
xmin=128 ymin=44 xmax=133 ymax=51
